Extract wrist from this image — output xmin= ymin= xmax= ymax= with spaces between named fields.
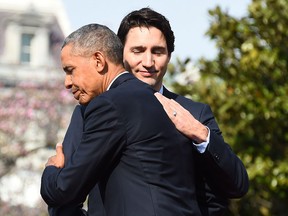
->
xmin=193 ymin=126 xmax=209 ymax=144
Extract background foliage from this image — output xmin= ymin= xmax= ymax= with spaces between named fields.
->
xmin=0 ymin=81 xmax=75 ymax=176
xmin=0 ymin=0 xmax=287 ymax=215
xmin=0 ymin=80 xmax=76 ymax=215
xmin=167 ymin=0 xmax=288 ymax=215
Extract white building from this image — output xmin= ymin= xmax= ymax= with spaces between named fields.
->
xmin=0 ymin=0 xmax=71 ymax=85
xmin=0 ymin=1 xmax=73 ymax=214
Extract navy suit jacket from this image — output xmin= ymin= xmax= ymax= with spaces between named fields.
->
xmin=162 ymin=87 xmax=249 ymax=215
xmin=41 ymin=73 xmax=202 ymax=216
xmin=46 ymin=78 xmax=249 ymax=216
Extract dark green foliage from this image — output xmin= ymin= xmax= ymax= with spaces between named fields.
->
xmin=167 ymin=0 xmax=288 ymax=215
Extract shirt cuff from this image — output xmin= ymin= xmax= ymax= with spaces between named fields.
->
xmin=193 ymin=127 xmax=210 ymax=153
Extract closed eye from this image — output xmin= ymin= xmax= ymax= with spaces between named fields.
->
xmin=63 ymin=66 xmax=74 ymax=75
xmin=152 ymin=47 xmax=167 ymax=55
xmin=131 ymin=47 xmax=145 ymax=54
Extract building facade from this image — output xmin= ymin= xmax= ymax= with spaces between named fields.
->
xmin=0 ymin=0 xmax=70 ymax=85
xmin=0 ymin=1 xmax=74 ymax=215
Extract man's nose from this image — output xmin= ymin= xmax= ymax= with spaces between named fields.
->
xmin=142 ymin=52 xmax=154 ymax=68
xmin=64 ymin=75 xmax=72 ymax=89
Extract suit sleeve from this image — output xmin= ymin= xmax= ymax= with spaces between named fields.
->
xmin=47 ymin=105 xmax=88 ymax=215
xmin=196 ymin=104 xmax=249 ymax=198
xmin=41 ymin=96 xmax=126 ymax=207
xmin=62 ymin=105 xmax=85 ymax=163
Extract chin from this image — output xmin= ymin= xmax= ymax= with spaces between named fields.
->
xmin=79 ymin=97 xmax=89 ymax=106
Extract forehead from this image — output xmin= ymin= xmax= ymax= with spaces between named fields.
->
xmin=61 ymin=44 xmax=79 ymax=68
xmin=125 ymin=26 xmax=167 ymax=46
xmin=61 ymin=44 xmax=73 ymax=58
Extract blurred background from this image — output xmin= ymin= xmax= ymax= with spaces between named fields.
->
xmin=0 ymin=0 xmax=287 ymax=215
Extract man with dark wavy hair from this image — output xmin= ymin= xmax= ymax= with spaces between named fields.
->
xmin=116 ymin=7 xmax=249 ymax=216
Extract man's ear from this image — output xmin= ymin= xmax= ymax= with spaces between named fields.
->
xmin=93 ymin=51 xmax=106 ymax=72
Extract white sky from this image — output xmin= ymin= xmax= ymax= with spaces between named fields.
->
xmin=61 ymin=0 xmax=251 ymax=61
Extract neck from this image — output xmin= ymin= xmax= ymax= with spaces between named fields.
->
xmin=103 ymin=64 xmax=126 ymax=91
xmin=152 ymin=82 xmax=163 ymax=92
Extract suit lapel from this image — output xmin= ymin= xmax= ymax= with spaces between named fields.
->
xmin=163 ymin=86 xmax=177 ymax=100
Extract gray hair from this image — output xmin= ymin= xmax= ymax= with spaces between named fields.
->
xmin=62 ymin=23 xmax=123 ymax=65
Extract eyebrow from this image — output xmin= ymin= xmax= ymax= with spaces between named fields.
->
xmin=130 ymin=45 xmax=166 ymax=50
xmin=130 ymin=45 xmax=145 ymax=49
xmin=152 ymin=46 xmax=166 ymax=51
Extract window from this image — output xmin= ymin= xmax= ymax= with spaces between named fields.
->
xmin=20 ymin=33 xmax=34 ymax=63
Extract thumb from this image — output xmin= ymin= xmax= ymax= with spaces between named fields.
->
xmin=56 ymin=143 xmax=63 ymax=155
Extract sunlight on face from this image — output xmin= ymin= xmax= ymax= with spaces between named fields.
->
xmin=123 ymin=27 xmax=171 ymax=91
xmin=61 ymin=44 xmax=103 ymax=105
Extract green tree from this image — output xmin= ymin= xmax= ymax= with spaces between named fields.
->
xmin=167 ymin=0 xmax=288 ymax=215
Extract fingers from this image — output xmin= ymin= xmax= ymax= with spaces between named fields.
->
xmin=154 ymin=92 xmax=174 ymax=116
xmin=169 ymin=98 xmax=181 ymax=108
xmin=45 ymin=156 xmax=56 ymax=167
xmin=154 ymin=92 xmax=170 ymax=106
xmin=154 ymin=92 xmax=180 ymax=117
xmin=56 ymin=143 xmax=63 ymax=155
xmin=56 ymin=143 xmax=62 ymax=147
xmin=154 ymin=92 xmax=173 ymax=109
xmin=44 ymin=143 xmax=65 ymax=168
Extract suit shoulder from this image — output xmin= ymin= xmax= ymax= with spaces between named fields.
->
xmin=105 ymin=78 xmax=155 ymax=100
xmin=165 ymin=90 xmax=209 ymax=109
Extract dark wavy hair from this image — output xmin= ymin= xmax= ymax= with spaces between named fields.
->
xmin=117 ymin=7 xmax=175 ymax=55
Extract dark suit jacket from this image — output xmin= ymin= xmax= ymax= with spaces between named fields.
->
xmin=41 ymin=73 xmax=202 ymax=216
xmin=47 ymin=82 xmax=249 ymax=216
xmin=47 ymin=105 xmax=89 ymax=216
xmin=162 ymin=87 xmax=249 ymax=216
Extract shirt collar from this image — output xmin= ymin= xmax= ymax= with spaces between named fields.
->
xmin=159 ymin=85 xmax=164 ymax=94
xmin=106 ymin=71 xmax=129 ymax=91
